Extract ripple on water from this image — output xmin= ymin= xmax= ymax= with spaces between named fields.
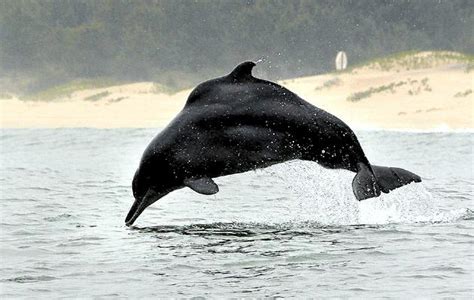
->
xmin=1 ymin=129 xmax=472 ymax=298
xmin=43 ymin=214 xmax=74 ymax=222
xmin=3 ymin=275 xmax=56 ymax=283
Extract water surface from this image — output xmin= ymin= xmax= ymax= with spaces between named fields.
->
xmin=0 ymin=129 xmax=472 ymax=298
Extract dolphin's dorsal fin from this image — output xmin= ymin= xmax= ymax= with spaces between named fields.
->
xmin=184 ymin=177 xmax=219 ymax=195
xmin=229 ymin=61 xmax=256 ymax=80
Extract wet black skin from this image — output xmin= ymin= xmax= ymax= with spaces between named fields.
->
xmin=126 ymin=61 xmax=371 ymax=225
xmin=125 ymin=61 xmax=408 ymax=225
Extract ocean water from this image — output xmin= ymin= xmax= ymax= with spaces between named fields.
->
xmin=0 ymin=128 xmax=472 ymax=298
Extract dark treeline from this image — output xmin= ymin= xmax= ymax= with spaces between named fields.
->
xmin=0 ymin=0 xmax=472 ymax=92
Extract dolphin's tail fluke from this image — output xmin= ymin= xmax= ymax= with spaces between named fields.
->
xmin=352 ymin=163 xmax=422 ymax=200
xmin=371 ymin=165 xmax=422 ymax=194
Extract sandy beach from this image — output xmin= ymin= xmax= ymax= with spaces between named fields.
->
xmin=1 ymin=52 xmax=472 ymax=130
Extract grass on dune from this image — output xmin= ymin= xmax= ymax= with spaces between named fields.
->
xmin=17 ymin=51 xmax=474 ymax=101
xmin=347 ymin=77 xmax=432 ymax=102
xmin=22 ymin=78 xmax=123 ymax=101
xmin=0 ymin=92 xmax=13 ymax=100
xmin=84 ymin=91 xmax=111 ymax=102
xmin=347 ymin=51 xmax=474 ymax=73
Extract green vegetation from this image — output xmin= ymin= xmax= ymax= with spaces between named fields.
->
xmin=407 ymin=77 xmax=432 ymax=95
xmin=466 ymin=64 xmax=474 ymax=73
xmin=454 ymin=89 xmax=473 ymax=98
xmin=348 ymin=81 xmax=407 ymax=102
xmin=0 ymin=92 xmax=13 ymax=99
xmin=108 ymin=97 xmax=128 ymax=103
xmin=21 ymin=78 xmax=120 ymax=101
xmin=0 ymin=0 xmax=472 ymax=95
xmin=84 ymin=91 xmax=110 ymax=102
xmin=347 ymin=77 xmax=432 ymax=101
xmin=349 ymin=51 xmax=474 ymax=72
xmin=315 ymin=78 xmax=342 ymax=91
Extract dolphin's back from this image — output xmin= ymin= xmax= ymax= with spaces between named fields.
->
xmin=157 ymin=64 xmax=366 ymax=179
xmin=126 ymin=61 xmax=423 ymax=225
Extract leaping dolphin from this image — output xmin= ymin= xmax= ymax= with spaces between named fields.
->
xmin=125 ymin=61 xmax=421 ymax=226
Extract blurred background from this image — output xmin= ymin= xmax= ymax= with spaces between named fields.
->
xmin=0 ymin=0 xmax=472 ymax=128
xmin=1 ymin=0 xmax=472 ymax=93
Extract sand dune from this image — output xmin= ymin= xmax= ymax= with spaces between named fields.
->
xmin=1 ymin=52 xmax=472 ymax=130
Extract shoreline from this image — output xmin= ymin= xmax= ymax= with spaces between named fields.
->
xmin=1 ymin=56 xmax=472 ymax=131
xmin=2 ymin=126 xmax=473 ymax=133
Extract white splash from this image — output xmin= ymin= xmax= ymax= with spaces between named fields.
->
xmin=264 ymin=160 xmax=465 ymax=225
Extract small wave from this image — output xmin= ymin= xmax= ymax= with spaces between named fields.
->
xmin=19 ymin=186 xmax=53 ymax=191
xmin=263 ymin=161 xmax=471 ymax=226
xmin=56 ymin=241 xmax=102 ymax=247
xmin=3 ymin=275 xmax=56 ymax=283
xmin=460 ymin=209 xmax=474 ymax=221
xmin=132 ymin=222 xmax=259 ymax=237
xmin=129 ymin=187 xmax=471 ymax=235
xmin=130 ymin=221 xmax=384 ymax=238
xmin=43 ymin=213 xmax=73 ymax=222
xmin=130 ymin=207 xmax=473 ymax=238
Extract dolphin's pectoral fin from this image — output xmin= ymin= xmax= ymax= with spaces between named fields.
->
xmin=184 ymin=177 xmax=219 ymax=195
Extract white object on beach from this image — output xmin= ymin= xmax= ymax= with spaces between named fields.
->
xmin=335 ymin=51 xmax=348 ymax=71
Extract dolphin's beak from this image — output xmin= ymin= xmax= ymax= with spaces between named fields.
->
xmin=125 ymin=189 xmax=158 ymax=226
